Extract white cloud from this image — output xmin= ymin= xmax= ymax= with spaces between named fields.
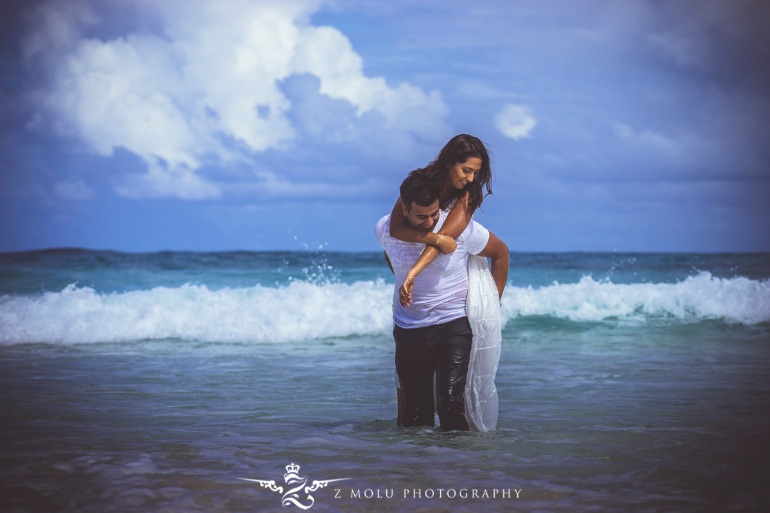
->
xmin=42 ymin=36 xmax=204 ymax=167
xmin=23 ymin=0 xmax=448 ymax=199
xmin=495 ymin=104 xmax=537 ymax=140
xmin=613 ymin=122 xmax=681 ymax=157
xmin=115 ymin=159 xmax=221 ymax=200
xmin=291 ymin=25 xmax=447 ymax=134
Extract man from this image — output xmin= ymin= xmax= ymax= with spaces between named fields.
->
xmin=375 ymin=169 xmax=509 ymax=431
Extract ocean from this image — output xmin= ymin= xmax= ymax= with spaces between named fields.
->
xmin=1 ymin=249 xmax=769 ymax=512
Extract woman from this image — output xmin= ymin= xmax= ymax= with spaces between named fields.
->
xmin=389 ymin=133 xmax=494 ymax=306
xmin=388 ymin=133 xmax=502 ymax=432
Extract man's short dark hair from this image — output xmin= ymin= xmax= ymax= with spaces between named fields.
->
xmin=399 ymin=168 xmax=440 ymax=209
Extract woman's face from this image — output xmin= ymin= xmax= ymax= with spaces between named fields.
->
xmin=446 ymin=157 xmax=482 ymax=191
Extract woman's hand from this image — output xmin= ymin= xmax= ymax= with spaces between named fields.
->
xmin=399 ymin=273 xmax=416 ymax=306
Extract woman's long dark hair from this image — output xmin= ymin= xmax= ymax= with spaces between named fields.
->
xmin=425 ymin=134 xmax=492 ymax=214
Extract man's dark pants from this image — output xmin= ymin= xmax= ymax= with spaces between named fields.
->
xmin=393 ymin=316 xmax=472 ymax=431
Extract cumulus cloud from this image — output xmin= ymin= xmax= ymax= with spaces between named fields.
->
xmin=291 ymin=25 xmax=446 ymax=131
xmin=21 ymin=0 xmax=448 ymax=199
xmin=495 ymin=103 xmax=537 ymax=140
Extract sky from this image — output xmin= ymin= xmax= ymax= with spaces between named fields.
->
xmin=1 ymin=0 xmax=769 ymax=253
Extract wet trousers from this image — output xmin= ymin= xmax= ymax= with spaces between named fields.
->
xmin=394 ymin=316 xmax=472 ymax=431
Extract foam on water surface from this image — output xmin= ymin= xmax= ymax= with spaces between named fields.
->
xmin=1 ymin=271 xmax=768 ymax=345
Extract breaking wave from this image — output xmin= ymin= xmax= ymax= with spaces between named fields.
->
xmin=1 ymin=272 xmax=768 ymax=344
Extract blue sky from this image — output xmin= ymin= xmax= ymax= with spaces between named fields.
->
xmin=1 ymin=0 xmax=768 ymax=253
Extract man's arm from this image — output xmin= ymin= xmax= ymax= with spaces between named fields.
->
xmin=383 ymin=251 xmax=394 ymax=274
xmin=477 ymin=231 xmax=509 ymax=300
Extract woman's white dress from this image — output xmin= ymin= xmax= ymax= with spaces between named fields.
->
xmin=464 ymin=254 xmax=502 ymax=432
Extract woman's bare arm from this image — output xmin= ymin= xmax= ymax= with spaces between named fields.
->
xmin=389 ymin=198 xmax=457 ymax=253
xmin=398 ymin=193 xmax=473 ymax=306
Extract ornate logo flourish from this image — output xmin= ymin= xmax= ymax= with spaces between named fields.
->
xmin=239 ymin=462 xmax=350 ymax=510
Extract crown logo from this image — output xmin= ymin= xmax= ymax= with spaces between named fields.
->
xmin=239 ymin=461 xmax=351 ymax=509
xmin=284 ymin=462 xmax=303 ymax=483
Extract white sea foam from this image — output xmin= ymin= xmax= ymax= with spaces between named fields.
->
xmin=0 ymin=280 xmax=393 ymax=345
xmin=503 ymin=272 xmax=770 ymax=325
xmin=0 ymin=272 xmax=768 ymax=344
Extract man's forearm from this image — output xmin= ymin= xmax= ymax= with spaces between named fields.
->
xmin=384 ymin=251 xmax=394 ymax=274
xmin=490 ymin=254 xmax=509 ymax=300
xmin=478 ymin=231 xmax=509 ymax=300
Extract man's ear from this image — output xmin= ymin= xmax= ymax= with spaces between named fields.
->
xmin=402 ymin=201 xmax=409 ymax=218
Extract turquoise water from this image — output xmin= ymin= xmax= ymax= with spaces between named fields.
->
xmin=1 ymin=250 xmax=769 ymax=512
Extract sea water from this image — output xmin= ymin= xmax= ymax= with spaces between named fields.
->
xmin=1 ymin=250 xmax=769 ymax=512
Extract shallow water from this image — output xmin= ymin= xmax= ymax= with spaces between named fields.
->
xmin=2 ymin=322 xmax=769 ymax=513
xmin=1 ymin=251 xmax=769 ymax=512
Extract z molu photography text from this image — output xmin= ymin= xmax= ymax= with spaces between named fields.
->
xmin=238 ymin=462 xmax=522 ymax=510
xmin=337 ymin=487 xmax=523 ymax=500
xmin=238 ymin=462 xmax=523 ymax=510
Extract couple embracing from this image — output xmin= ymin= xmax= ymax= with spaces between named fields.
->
xmin=375 ymin=134 xmax=509 ymax=432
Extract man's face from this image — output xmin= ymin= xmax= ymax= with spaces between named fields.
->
xmin=403 ymin=200 xmax=440 ymax=232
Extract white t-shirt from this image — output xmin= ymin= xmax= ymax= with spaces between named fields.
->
xmin=374 ymin=210 xmax=490 ymax=329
